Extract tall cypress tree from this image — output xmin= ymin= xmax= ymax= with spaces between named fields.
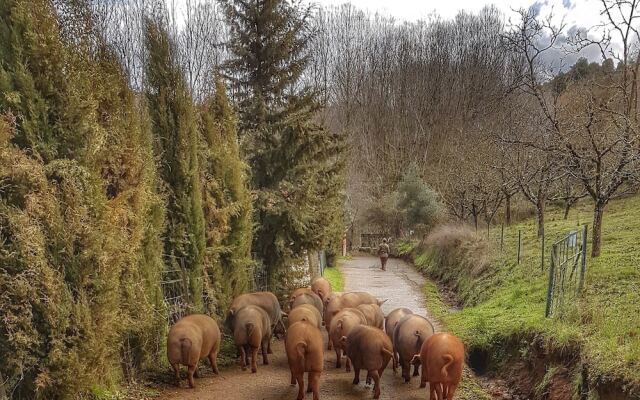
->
xmin=199 ymin=78 xmax=253 ymax=312
xmin=222 ymin=0 xmax=344 ymax=290
xmin=144 ymin=18 xmax=206 ymax=308
xmin=0 ymin=0 xmax=166 ymax=396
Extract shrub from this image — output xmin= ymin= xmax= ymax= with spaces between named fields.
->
xmin=415 ymin=224 xmax=491 ymax=304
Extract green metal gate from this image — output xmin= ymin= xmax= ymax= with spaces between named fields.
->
xmin=545 ymin=225 xmax=588 ymax=318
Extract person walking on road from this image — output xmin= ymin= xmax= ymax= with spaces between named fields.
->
xmin=378 ymin=238 xmax=390 ymax=271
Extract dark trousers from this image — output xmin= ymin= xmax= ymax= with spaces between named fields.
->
xmin=380 ymin=255 xmax=389 ymax=270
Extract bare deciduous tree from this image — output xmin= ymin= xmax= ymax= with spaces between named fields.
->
xmin=504 ymin=3 xmax=640 ymax=256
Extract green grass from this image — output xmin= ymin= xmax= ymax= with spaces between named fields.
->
xmin=323 ymin=264 xmax=344 ymax=292
xmin=411 ymin=195 xmax=640 ymax=396
xmin=422 ymin=279 xmax=492 ymax=399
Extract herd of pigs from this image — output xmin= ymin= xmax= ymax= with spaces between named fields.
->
xmin=166 ymin=276 xmax=465 ymax=400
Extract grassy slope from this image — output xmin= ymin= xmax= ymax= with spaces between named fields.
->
xmin=418 ymin=195 xmax=640 ymax=394
xmin=421 ymin=280 xmax=492 ymax=399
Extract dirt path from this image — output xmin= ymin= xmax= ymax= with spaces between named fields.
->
xmin=157 ymin=256 xmax=432 ymax=400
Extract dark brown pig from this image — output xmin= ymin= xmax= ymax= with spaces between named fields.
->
xmin=393 ymin=314 xmax=435 ymax=382
xmin=310 ymin=276 xmax=332 ymax=301
xmin=285 ymin=321 xmax=324 ymax=400
xmin=341 ymin=325 xmax=393 ymax=399
xmin=412 ymin=332 xmax=465 ymax=399
xmin=167 ymin=314 xmax=221 ymax=388
xmin=384 ymin=307 xmax=413 ymax=371
xmin=291 ymin=292 xmax=324 ymax=315
xmin=232 ymin=305 xmax=272 ymax=373
xmin=357 ymin=304 xmax=385 ymax=329
xmin=329 ymin=308 xmax=368 ymax=370
xmin=226 ymin=291 xmax=285 ymax=350
xmin=288 ymin=304 xmax=322 ymax=329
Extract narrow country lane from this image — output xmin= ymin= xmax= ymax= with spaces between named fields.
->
xmin=157 ymin=256 xmax=433 ymax=400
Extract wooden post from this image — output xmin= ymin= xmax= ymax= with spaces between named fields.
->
xmin=578 ymin=224 xmax=588 ymax=292
xmin=541 ymin=230 xmax=545 ymax=271
xmin=342 ymin=234 xmax=347 ymax=257
xmin=545 ymin=244 xmax=556 ymax=318
xmin=517 ymin=230 xmax=522 ymax=264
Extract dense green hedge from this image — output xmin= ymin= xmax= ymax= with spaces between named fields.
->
xmin=0 ymin=2 xmax=253 ymax=398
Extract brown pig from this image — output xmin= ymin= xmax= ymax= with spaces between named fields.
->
xmin=167 ymin=314 xmax=221 ymax=388
xmin=232 ymin=305 xmax=272 ymax=373
xmin=291 ymin=292 xmax=324 ymax=315
xmin=357 ymin=304 xmax=385 ymax=329
xmin=393 ymin=314 xmax=435 ymax=382
xmin=226 ymin=291 xmax=285 ymax=350
xmin=324 ymin=292 xmax=385 ymax=335
xmin=384 ymin=307 xmax=413 ymax=340
xmin=310 ymin=276 xmax=332 ymax=301
xmin=329 ymin=308 xmax=368 ymax=370
xmin=384 ymin=307 xmax=413 ymax=371
xmin=341 ymin=325 xmax=393 ymax=399
xmin=288 ymin=303 xmax=323 ymax=329
xmin=285 ymin=321 xmax=324 ymax=400
xmin=323 ymin=291 xmax=343 ymax=309
xmin=322 ymin=291 xmax=342 ymax=350
xmin=290 ymin=286 xmax=313 ymax=303
xmin=412 ymin=332 xmax=465 ymax=400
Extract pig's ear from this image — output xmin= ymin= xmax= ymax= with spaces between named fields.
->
xmin=377 ymin=299 xmax=388 ymax=306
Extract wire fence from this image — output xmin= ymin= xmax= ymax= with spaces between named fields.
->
xmin=159 ymin=250 xmax=328 ymax=328
xmin=487 ymin=222 xmax=588 ymax=318
xmin=545 ymin=225 xmax=588 ymax=318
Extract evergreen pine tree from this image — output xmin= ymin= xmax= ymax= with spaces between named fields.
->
xmin=222 ymin=0 xmax=316 ymax=132
xmin=199 ymin=78 xmax=253 ymax=312
xmin=144 ymin=18 xmax=206 ymax=309
xmin=222 ymin=0 xmax=345 ymax=290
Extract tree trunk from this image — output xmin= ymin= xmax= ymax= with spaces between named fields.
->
xmin=591 ymin=202 xmax=605 ymax=257
xmin=563 ymin=200 xmax=571 ymax=220
xmin=505 ymin=193 xmax=512 ymax=225
xmin=536 ymin=200 xmax=545 ymax=238
xmin=471 ymin=202 xmax=478 ymax=232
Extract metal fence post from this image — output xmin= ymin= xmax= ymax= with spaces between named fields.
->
xmin=578 ymin=224 xmax=588 ymax=292
xmin=545 ymin=244 xmax=556 ymax=318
